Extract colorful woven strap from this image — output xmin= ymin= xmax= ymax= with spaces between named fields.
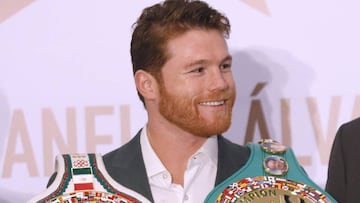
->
xmin=28 ymin=153 xmax=151 ymax=203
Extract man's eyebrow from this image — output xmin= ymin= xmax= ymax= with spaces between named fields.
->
xmin=185 ymin=55 xmax=232 ymax=67
xmin=185 ymin=59 xmax=208 ymax=67
xmin=222 ymin=55 xmax=232 ymax=63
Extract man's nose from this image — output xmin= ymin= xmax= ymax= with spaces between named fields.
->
xmin=207 ymin=70 xmax=230 ymax=92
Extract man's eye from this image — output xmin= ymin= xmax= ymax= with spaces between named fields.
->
xmin=221 ymin=63 xmax=231 ymax=70
xmin=191 ymin=67 xmax=204 ymax=73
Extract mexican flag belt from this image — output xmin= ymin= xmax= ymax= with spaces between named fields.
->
xmin=28 ymin=153 xmax=151 ymax=203
xmin=204 ymin=139 xmax=337 ymax=203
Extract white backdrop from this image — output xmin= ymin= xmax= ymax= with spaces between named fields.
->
xmin=1 ymin=0 xmax=360 ymax=202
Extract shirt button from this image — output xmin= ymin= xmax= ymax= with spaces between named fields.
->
xmin=184 ymin=194 xmax=189 ymax=201
xmin=162 ymin=173 xmax=168 ymax=179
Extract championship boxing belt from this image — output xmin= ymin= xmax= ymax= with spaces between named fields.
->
xmin=28 ymin=153 xmax=151 ymax=203
xmin=204 ymin=139 xmax=337 ymax=203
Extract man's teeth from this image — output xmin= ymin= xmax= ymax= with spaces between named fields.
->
xmin=200 ymin=101 xmax=225 ymax=106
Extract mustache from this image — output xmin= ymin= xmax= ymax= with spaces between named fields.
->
xmin=196 ymin=90 xmax=236 ymax=102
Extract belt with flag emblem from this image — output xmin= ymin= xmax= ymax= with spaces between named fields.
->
xmin=204 ymin=139 xmax=337 ymax=203
xmin=27 ymin=153 xmax=151 ymax=203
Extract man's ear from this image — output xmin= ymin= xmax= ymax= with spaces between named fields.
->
xmin=134 ymin=70 xmax=158 ymax=100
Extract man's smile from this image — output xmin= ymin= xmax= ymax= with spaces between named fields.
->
xmin=199 ymin=100 xmax=226 ymax=106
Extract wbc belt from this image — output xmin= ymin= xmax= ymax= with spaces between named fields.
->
xmin=28 ymin=153 xmax=150 ymax=203
xmin=204 ymin=139 xmax=337 ymax=203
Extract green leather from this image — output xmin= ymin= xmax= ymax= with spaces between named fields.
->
xmin=204 ymin=142 xmax=337 ymax=203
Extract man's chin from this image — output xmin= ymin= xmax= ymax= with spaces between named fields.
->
xmin=193 ymin=125 xmax=231 ymax=138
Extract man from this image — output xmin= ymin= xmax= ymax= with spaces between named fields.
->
xmin=326 ymin=117 xmax=360 ymax=203
xmin=39 ymin=1 xmax=337 ymax=202
xmin=41 ymin=1 xmax=249 ymax=202
xmin=102 ymin=0 xmax=250 ymax=202
xmin=40 ymin=0 xmax=250 ymax=203
xmin=264 ymin=156 xmax=288 ymax=175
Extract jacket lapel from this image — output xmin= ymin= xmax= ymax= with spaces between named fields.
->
xmin=215 ymin=135 xmax=250 ymax=185
xmin=103 ymin=129 xmax=154 ymax=202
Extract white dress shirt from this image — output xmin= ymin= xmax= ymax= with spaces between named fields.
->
xmin=140 ymin=126 xmax=218 ymax=203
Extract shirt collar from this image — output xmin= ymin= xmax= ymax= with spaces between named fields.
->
xmin=195 ymin=134 xmax=218 ymax=166
xmin=141 ymin=126 xmax=166 ymax=178
xmin=140 ymin=125 xmax=219 ymax=178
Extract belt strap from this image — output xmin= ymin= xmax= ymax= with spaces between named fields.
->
xmin=204 ymin=139 xmax=337 ymax=203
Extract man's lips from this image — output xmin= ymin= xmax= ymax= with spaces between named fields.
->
xmin=199 ymin=100 xmax=226 ymax=106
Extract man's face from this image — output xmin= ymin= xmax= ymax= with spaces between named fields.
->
xmin=158 ymin=29 xmax=236 ymax=137
xmin=268 ymin=159 xmax=285 ymax=170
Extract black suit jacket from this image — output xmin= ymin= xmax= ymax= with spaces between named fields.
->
xmin=103 ymin=129 xmax=250 ymax=202
xmin=325 ymin=117 xmax=360 ymax=203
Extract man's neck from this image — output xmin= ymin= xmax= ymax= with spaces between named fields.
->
xmin=146 ymin=123 xmax=208 ymax=186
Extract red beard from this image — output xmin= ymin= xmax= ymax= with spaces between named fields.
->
xmin=158 ymin=84 xmax=236 ymax=137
